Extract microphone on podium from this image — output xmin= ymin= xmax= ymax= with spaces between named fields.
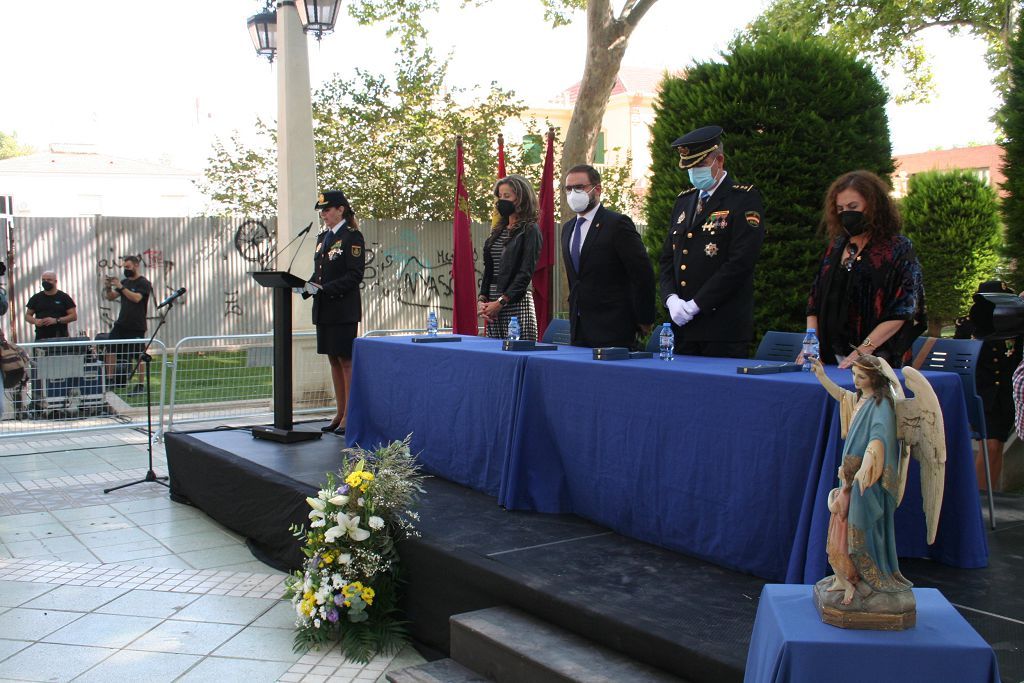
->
xmin=157 ymin=287 xmax=187 ymax=309
xmin=273 ymin=222 xmax=314 ymax=273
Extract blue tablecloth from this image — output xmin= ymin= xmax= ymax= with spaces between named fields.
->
xmin=346 ymin=336 xmax=587 ymax=496
xmin=500 ymin=353 xmax=988 ymax=582
xmin=744 ymin=584 xmax=1000 ymax=683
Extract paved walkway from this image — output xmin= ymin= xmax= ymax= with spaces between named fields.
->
xmin=0 ymin=428 xmax=423 ymax=682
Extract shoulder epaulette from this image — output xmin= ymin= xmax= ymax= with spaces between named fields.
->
xmin=677 ymin=187 xmax=697 ymax=197
xmin=733 ymin=183 xmax=756 ymax=192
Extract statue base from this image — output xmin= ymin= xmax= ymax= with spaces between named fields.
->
xmin=813 ymin=576 xmax=916 ymax=630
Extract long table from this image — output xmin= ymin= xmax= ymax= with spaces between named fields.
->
xmin=346 ymin=336 xmax=988 ymax=582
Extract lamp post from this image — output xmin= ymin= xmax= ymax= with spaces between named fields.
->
xmin=247 ymin=0 xmax=340 ymax=425
xmin=246 ymin=0 xmax=341 ymax=325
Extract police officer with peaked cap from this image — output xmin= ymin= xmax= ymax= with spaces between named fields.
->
xmin=658 ymin=125 xmax=766 ymax=358
xmin=308 ymin=189 xmax=365 ymax=434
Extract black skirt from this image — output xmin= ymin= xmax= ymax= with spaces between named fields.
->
xmin=316 ymin=322 xmax=357 ymax=358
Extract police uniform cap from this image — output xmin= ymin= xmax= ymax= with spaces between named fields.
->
xmin=978 ymin=280 xmax=1013 ymax=295
xmin=671 ymin=125 xmax=724 ymax=169
xmin=314 ymin=190 xmax=349 ymax=210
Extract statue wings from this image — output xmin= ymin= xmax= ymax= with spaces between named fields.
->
xmin=890 ymin=365 xmax=947 ymax=545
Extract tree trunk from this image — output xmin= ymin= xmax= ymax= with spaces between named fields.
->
xmin=557 ymin=0 xmax=659 ymax=221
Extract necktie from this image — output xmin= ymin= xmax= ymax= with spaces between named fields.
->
xmin=570 ymin=216 xmax=586 ymax=273
xmin=696 ymin=190 xmax=710 ymax=216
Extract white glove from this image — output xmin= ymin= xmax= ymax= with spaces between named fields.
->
xmin=291 ymin=287 xmax=303 ymax=295
xmin=666 ymin=294 xmax=692 ymax=326
xmin=681 ymin=299 xmax=700 ymax=318
xmin=303 ymin=281 xmax=319 ymax=296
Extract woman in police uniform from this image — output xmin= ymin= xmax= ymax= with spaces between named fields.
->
xmin=310 ymin=190 xmax=365 ymax=435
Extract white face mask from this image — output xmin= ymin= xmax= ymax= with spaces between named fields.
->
xmin=566 ymin=188 xmax=592 ymax=213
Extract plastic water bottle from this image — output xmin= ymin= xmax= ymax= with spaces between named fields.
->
xmin=508 ymin=316 xmax=521 ymax=341
xmin=427 ymin=311 xmax=438 ymax=336
xmin=659 ymin=322 xmax=674 ymax=361
xmin=801 ymin=328 xmax=819 ymax=371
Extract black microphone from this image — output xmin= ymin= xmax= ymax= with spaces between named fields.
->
xmin=272 ymin=222 xmax=313 ymax=272
xmin=284 ymin=222 xmax=315 ymax=274
xmin=157 ymin=287 xmax=186 ymax=309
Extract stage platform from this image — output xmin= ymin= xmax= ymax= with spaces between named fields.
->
xmin=165 ymin=424 xmax=1024 ymax=683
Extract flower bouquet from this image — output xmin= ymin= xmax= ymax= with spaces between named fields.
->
xmin=284 ymin=437 xmax=423 ymax=661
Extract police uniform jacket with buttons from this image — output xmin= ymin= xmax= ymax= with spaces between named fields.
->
xmin=561 ymin=205 xmax=655 ymax=348
xmin=658 ymin=174 xmax=765 ymax=342
xmin=309 ymin=223 xmax=365 ymax=325
xmin=954 ymin=315 xmax=1023 ymax=439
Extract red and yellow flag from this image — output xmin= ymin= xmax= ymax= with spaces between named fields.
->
xmin=532 ymin=128 xmax=556 ymax=339
xmin=451 ymin=136 xmax=477 ymax=335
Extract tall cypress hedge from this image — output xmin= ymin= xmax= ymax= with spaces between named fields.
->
xmin=1000 ymin=8 xmax=1024 ymax=289
xmin=903 ymin=170 xmax=1001 ymax=333
xmin=644 ymin=35 xmax=893 ymax=338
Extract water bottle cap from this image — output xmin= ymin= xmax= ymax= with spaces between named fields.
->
xmin=806 ymin=328 xmax=816 ymax=334
xmin=511 ymin=316 xmax=518 ymax=321
xmin=663 ymin=322 xmax=670 ymax=328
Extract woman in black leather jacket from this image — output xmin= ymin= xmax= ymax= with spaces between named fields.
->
xmin=478 ymin=174 xmax=542 ymax=340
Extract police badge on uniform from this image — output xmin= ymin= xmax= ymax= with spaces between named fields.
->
xmin=705 ymin=243 xmax=719 ymax=257
xmin=315 ymin=242 xmax=323 ymax=253
xmin=351 ymin=245 xmax=362 ymax=257
xmin=745 ymin=211 xmax=762 ymax=228
xmin=676 ymin=211 xmax=686 ymax=224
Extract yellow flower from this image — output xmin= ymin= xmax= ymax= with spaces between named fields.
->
xmin=345 ymin=472 xmax=363 ymax=487
xmin=360 ymin=483 xmax=369 ymax=493
xmin=344 ymin=600 xmax=351 ymax=607
xmin=361 ymin=587 xmax=375 ymax=605
xmin=321 ymin=553 xmax=334 ymax=565
xmin=359 ymin=471 xmax=374 ymax=481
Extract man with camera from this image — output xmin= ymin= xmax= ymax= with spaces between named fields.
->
xmin=26 ymin=271 xmax=77 ymax=341
xmin=103 ymin=255 xmax=152 ymax=391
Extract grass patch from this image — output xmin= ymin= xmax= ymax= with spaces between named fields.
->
xmin=114 ymin=349 xmax=272 ymax=408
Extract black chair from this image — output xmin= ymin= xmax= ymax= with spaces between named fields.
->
xmin=542 ymin=319 xmax=571 ymax=345
xmin=911 ymin=336 xmax=994 ymax=528
xmin=754 ymin=331 xmax=804 ymax=362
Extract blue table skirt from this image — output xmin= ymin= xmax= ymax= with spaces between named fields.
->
xmin=345 ymin=336 xmax=588 ymax=497
xmin=744 ymin=584 xmax=1000 ymax=683
xmin=500 ymin=353 xmax=988 ymax=582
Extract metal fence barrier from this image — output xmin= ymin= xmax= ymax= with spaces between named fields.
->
xmin=165 ymin=332 xmax=334 ymax=433
xmin=0 ymin=337 xmax=168 ymax=439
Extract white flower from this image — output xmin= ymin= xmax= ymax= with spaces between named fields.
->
xmin=314 ymin=618 xmax=321 ymax=628
xmin=310 ymin=518 xmax=325 ymax=528
xmin=306 ymin=497 xmax=326 ymax=511
xmin=328 ymin=494 xmax=349 ymax=506
xmin=337 ymin=553 xmax=352 ymax=565
xmin=357 ymin=497 xmax=365 ymax=507
xmin=368 ymin=516 xmax=385 ymax=530
xmin=324 ymin=513 xmax=370 ymax=542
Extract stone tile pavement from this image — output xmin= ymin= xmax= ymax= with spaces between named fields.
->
xmin=0 ymin=428 xmax=424 ymax=682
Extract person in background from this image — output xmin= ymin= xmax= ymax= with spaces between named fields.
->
xmin=103 ymin=255 xmax=152 ymax=391
xmin=309 ymin=190 xmax=365 ymax=435
xmin=956 ymin=280 xmax=1023 ymax=491
xmin=658 ymin=125 xmax=765 ymax=358
xmin=478 ymin=174 xmax=542 ymax=341
xmin=26 ymin=271 xmax=77 ymax=341
xmin=804 ymin=170 xmax=926 ymax=369
xmin=561 ymin=164 xmax=655 ymax=349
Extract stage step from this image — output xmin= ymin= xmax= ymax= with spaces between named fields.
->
xmin=449 ymin=606 xmax=684 ymax=683
xmin=386 ymin=657 xmax=492 ymax=683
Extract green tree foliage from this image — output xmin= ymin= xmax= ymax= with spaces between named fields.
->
xmin=0 ymin=131 xmax=33 ymax=160
xmin=199 ymin=46 xmax=524 ymax=222
xmin=644 ymin=35 xmax=893 ymax=337
xmin=903 ymin=170 xmax=1001 ymax=333
xmin=1001 ymin=7 xmax=1024 ymax=289
xmin=747 ymin=0 xmax=1020 ymax=103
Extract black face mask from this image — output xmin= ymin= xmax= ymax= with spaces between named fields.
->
xmin=839 ymin=210 xmax=867 ymax=237
xmin=496 ymin=199 xmax=517 ymax=218
xmin=41 ymin=280 xmax=54 ymax=292
xmin=124 ymin=268 xmax=135 ymax=278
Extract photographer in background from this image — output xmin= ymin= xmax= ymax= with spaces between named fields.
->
xmin=103 ymin=255 xmax=151 ymax=391
xmin=25 ymin=271 xmax=77 ymax=341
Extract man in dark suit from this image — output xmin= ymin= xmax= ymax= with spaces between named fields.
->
xmin=561 ymin=164 xmax=655 ymax=349
xmin=658 ymin=126 xmax=765 ymax=358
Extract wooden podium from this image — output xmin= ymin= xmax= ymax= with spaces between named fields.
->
xmin=250 ymin=271 xmax=322 ymax=443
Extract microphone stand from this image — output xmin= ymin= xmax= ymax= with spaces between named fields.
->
xmin=104 ymin=298 xmax=178 ymax=494
xmin=275 ymin=221 xmax=313 ymax=272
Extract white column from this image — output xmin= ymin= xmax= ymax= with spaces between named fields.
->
xmin=276 ymin=0 xmax=327 ymax=403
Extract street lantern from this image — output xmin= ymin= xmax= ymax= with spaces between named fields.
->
xmin=247 ymin=10 xmax=277 ymax=63
xmin=295 ymin=0 xmax=341 ymax=40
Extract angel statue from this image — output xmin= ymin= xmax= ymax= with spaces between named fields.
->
xmin=810 ymin=354 xmax=946 ymax=630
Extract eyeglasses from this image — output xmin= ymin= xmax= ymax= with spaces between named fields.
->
xmin=842 ymin=243 xmax=859 ymax=271
xmin=564 ymin=184 xmax=593 ymax=193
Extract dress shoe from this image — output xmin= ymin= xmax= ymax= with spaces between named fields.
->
xmin=321 ymin=421 xmax=341 ymax=432
xmin=333 ymin=426 xmax=346 ymax=435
